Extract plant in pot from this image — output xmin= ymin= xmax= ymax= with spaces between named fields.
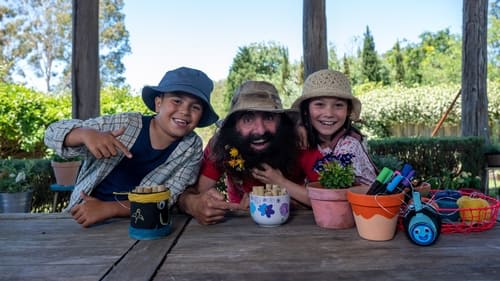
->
xmin=0 ymin=160 xmax=34 ymax=213
xmin=307 ymin=153 xmax=356 ymax=229
xmin=346 ymin=167 xmax=405 ymax=241
xmin=50 ymin=154 xmax=82 ymax=187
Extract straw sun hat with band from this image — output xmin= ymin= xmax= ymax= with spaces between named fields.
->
xmin=217 ymin=80 xmax=289 ymax=128
xmin=291 ymin=69 xmax=361 ymax=122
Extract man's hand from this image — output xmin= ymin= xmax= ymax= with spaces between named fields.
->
xmin=180 ymin=188 xmax=240 ymax=225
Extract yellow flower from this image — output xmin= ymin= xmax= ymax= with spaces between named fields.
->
xmin=228 ymin=159 xmax=238 ymax=168
xmin=229 ymin=147 xmax=239 ymax=157
xmin=236 ymin=159 xmax=245 ymax=169
xmin=225 ymin=146 xmax=246 ymax=172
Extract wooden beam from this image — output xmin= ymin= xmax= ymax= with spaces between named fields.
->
xmin=461 ymin=0 xmax=489 ymax=140
xmin=72 ymin=0 xmax=100 ymax=119
xmin=303 ymin=0 xmax=328 ymax=80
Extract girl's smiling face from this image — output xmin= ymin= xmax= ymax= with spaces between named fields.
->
xmin=308 ymin=97 xmax=349 ymax=143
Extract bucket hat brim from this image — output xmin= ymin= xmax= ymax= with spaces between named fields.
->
xmin=141 ymin=67 xmax=219 ymax=127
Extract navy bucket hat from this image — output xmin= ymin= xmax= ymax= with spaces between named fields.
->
xmin=142 ymin=67 xmax=219 ymax=127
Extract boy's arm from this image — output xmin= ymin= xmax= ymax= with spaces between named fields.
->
xmin=70 ymin=192 xmax=130 ymax=228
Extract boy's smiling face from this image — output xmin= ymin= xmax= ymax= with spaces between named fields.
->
xmin=152 ymin=92 xmax=203 ymax=143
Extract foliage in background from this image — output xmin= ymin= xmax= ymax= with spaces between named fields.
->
xmin=0 ymin=158 xmax=55 ymax=212
xmin=225 ymin=42 xmax=300 ymax=111
xmin=0 ymin=83 xmax=66 ymax=158
xmin=488 ymin=0 xmax=500 ymax=81
xmin=0 ymin=0 xmax=130 ymax=92
xmin=98 ymin=0 xmax=131 ymax=87
xmin=0 ymin=82 xmax=149 ymax=158
xmin=368 ymin=136 xmax=486 ymax=189
xmin=0 ymin=159 xmax=33 ymax=193
xmin=426 ymin=171 xmax=481 ymax=191
xmin=361 ymin=26 xmax=383 ymax=84
xmin=100 ymin=86 xmax=149 ymax=115
xmin=358 ymin=82 xmax=500 ymax=138
xmin=1 ymin=79 xmax=499 ymax=159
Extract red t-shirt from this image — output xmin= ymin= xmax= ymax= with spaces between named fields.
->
xmin=200 ymin=144 xmax=264 ymax=203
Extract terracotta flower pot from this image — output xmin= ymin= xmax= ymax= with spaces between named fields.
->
xmin=307 ymin=182 xmax=355 ymax=229
xmin=347 ymin=185 xmax=404 ymax=241
xmin=51 ymin=160 xmax=81 ymax=187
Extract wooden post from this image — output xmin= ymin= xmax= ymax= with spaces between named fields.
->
xmin=303 ymin=0 xmax=328 ymax=80
xmin=461 ymin=0 xmax=489 ymax=141
xmin=72 ymin=0 xmax=100 ymax=119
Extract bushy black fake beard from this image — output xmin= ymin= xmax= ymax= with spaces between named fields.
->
xmin=217 ymin=126 xmax=294 ymax=179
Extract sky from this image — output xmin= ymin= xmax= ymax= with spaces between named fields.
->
xmin=19 ymin=0 xmax=463 ymax=92
xmin=122 ymin=0 xmax=462 ymax=92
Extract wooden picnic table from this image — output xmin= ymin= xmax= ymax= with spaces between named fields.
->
xmin=1 ymin=210 xmax=499 ymax=281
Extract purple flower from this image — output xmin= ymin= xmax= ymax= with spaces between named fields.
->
xmin=313 ymin=152 xmax=355 ymax=174
xmin=280 ymin=203 xmax=289 ymax=216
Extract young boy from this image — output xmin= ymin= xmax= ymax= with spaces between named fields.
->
xmin=44 ymin=67 xmax=218 ymax=227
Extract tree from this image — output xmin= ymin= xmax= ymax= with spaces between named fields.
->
xmin=0 ymin=3 xmax=24 ymax=83
xmin=488 ymin=0 xmax=500 ymax=81
xmin=327 ymin=43 xmax=341 ymax=71
xmin=342 ymin=55 xmax=351 ymax=81
xmin=225 ymin=42 xmax=292 ymax=111
xmin=419 ymin=29 xmax=461 ymax=85
xmin=361 ymin=26 xmax=381 ymax=83
xmin=401 ymin=42 xmax=424 ymax=86
xmin=0 ymin=0 xmax=72 ymax=92
xmin=98 ymin=0 xmax=131 ymax=87
xmin=389 ymin=41 xmax=405 ymax=83
xmin=0 ymin=0 xmax=130 ymax=92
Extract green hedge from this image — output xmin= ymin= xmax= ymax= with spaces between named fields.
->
xmin=368 ymin=136 xmax=485 ymax=189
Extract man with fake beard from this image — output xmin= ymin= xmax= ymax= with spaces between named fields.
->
xmin=178 ymin=81 xmax=310 ymax=225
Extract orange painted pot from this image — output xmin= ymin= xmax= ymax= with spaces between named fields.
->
xmin=347 ymin=185 xmax=404 ymax=241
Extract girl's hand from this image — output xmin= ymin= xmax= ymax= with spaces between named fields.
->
xmin=251 ymin=163 xmax=283 ymax=185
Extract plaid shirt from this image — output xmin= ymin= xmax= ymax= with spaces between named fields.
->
xmin=44 ymin=112 xmax=203 ymax=211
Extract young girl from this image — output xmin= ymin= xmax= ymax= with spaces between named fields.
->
xmin=253 ymin=69 xmax=377 ymax=206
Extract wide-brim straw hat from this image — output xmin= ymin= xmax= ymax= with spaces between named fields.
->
xmin=291 ymin=69 xmax=361 ymax=121
xmin=142 ymin=67 xmax=219 ymax=127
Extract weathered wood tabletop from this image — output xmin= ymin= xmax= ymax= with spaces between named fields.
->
xmin=1 ymin=210 xmax=499 ymax=281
